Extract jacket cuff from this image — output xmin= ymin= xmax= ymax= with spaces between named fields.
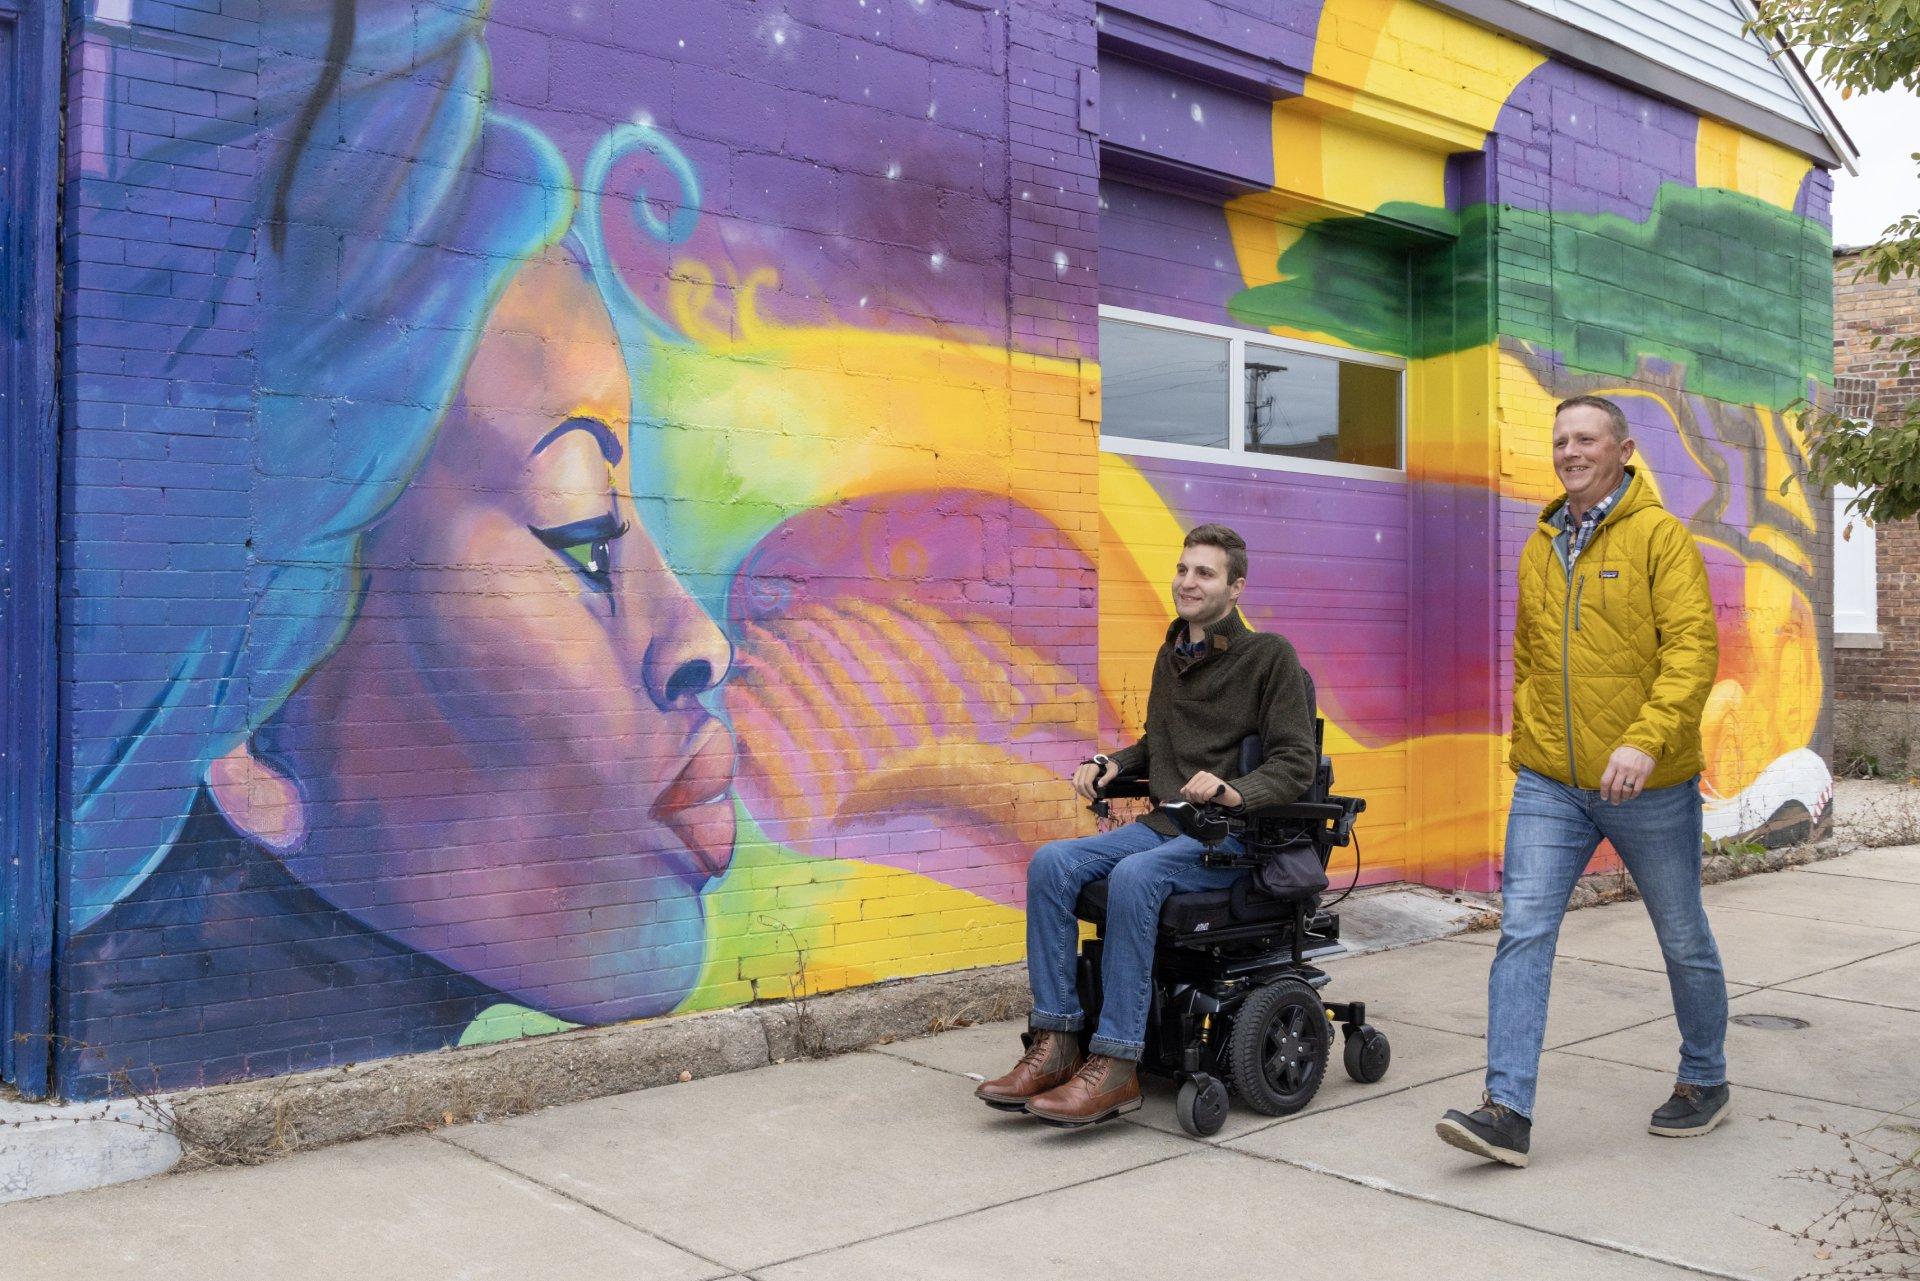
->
xmin=1110 ymin=742 xmax=1147 ymax=775
xmin=1228 ymin=772 xmax=1284 ymax=812
xmin=1620 ymin=730 xmax=1666 ymax=760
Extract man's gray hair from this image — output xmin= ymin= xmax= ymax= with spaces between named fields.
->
xmin=1554 ymin=394 xmax=1631 ymax=441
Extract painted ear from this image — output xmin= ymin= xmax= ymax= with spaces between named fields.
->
xmin=206 ymin=740 xmax=309 ymax=853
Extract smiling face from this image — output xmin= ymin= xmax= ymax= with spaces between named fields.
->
xmin=1553 ymin=403 xmax=1635 ymax=513
xmin=1171 ymin=543 xmax=1243 ymax=631
xmin=259 ymin=247 xmax=735 ymax=1023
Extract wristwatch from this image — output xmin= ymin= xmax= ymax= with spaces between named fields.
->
xmin=1086 ymin=753 xmax=1113 ymax=771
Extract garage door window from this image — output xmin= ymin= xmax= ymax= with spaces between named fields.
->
xmin=1099 ymin=307 xmax=1405 ymax=480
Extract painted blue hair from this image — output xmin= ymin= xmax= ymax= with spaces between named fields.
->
xmin=68 ymin=0 xmax=702 ymax=929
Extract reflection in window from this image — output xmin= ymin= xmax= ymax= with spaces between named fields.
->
xmin=1100 ymin=320 xmax=1229 ymax=449
xmin=1246 ymin=345 xmax=1400 ymax=469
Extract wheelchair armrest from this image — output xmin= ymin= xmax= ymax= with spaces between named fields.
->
xmin=1087 ymin=769 xmax=1150 ymax=819
xmin=1243 ymin=794 xmax=1367 ymax=846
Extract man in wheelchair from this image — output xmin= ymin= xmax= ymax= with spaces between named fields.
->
xmin=976 ymin=524 xmax=1335 ymax=1127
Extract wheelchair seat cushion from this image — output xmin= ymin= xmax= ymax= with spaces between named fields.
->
xmin=1074 ymin=875 xmax=1306 ymax=935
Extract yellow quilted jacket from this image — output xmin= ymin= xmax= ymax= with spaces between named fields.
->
xmin=1509 ymin=467 xmax=1718 ymax=791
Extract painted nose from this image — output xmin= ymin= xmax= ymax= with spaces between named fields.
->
xmin=616 ymin=547 xmax=733 ymax=711
xmin=643 ymin=585 xmax=731 ymax=711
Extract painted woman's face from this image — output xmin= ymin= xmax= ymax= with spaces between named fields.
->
xmin=261 ymin=247 xmax=735 ymax=1023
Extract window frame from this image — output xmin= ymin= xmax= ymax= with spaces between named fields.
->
xmin=1097 ymin=305 xmax=1409 ymax=483
xmin=1833 ymin=484 xmax=1878 ymax=638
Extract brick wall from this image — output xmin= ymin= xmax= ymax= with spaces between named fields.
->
xmin=1834 ymin=249 xmax=1920 ymax=705
xmin=56 ymin=0 xmax=1102 ymax=1098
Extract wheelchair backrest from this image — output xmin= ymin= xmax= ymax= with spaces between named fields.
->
xmin=1236 ymin=668 xmax=1331 ymax=802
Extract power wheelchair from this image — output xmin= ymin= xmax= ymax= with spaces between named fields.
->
xmin=1068 ymin=689 xmax=1391 ymax=1137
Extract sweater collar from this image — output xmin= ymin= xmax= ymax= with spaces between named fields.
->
xmin=1164 ymin=606 xmax=1251 ymax=653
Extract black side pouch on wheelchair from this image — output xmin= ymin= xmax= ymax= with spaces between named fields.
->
xmin=1253 ymin=836 xmax=1330 ymax=900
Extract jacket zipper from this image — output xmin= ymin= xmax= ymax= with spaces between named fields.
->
xmin=1560 ymin=566 xmax=1578 ymax=789
xmin=1573 ymin=575 xmax=1585 ymax=631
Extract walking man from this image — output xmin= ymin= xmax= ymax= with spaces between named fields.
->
xmin=1437 ymin=395 xmax=1730 ymax=1167
xmin=976 ymin=523 xmax=1318 ymax=1126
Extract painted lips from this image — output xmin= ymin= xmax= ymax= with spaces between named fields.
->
xmin=652 ymin=721 xmax=737 ymax=880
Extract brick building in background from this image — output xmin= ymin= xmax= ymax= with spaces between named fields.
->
xmin=1833 ymin=247 xmax=1920 ymax=773
xmin=0 ymin=0 xmax=1855 ymax=1099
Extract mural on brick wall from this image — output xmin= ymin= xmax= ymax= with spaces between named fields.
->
xmin=1095 ymin=0 xmax=1834 ymax=888
xmin=59 ymin=0 xmax=1833 ymax=1095
xmin=62 ymin=0 xmax=1098 ymax=1093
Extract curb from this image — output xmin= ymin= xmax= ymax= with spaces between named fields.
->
xmin=160 ymin=964 xmax=1029 ymax=1173
xmin=0 ymin=1095 xmax=180 ymax=1205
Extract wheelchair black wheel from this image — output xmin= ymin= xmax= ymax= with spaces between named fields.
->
xmin=1342 ymin=1024 xmax=1391 ymax=1084
xmin=1227 ymin=979 xmax=1330 ymax=1116
xmin=1175 ymin=1074 xmax=1230 ymax=1137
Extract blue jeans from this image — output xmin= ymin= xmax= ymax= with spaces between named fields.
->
xmin=1025 ymin=821 xmax=1243 ymax=1060
xmin=1487 ymin=768 xmax=1728 ymax=1118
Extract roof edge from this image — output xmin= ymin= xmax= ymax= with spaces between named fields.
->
xmin=1423 ymin=0 xmax=1853 ymax=169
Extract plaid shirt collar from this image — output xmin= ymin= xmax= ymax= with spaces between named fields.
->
xmin=1559 ymin=471 xmax=1631 ymax=565
xmin=1168 ymin=608 xmax=1246 ymax=660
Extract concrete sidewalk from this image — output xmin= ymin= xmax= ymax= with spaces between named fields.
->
xmin=5 ymin=843 xmax=1917 ymax=1281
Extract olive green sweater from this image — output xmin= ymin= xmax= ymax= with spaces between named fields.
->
xmin=1108 ymin=609 xmax=1318 ymax=835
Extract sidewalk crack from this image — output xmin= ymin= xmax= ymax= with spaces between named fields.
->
xmin=1221 ymin=1146 xmax=1765 ymax=1281
xmin=429 ymin=1132 xmax=738 ymax=1278
xmin=745 ymin=1150 xmax=1200 ymax=1272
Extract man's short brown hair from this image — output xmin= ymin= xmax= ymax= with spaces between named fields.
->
xmin=1183 ymin=523 xmax=1248 ymax=583
xmin=1554 ymin=394 xmax=1631 ymax=441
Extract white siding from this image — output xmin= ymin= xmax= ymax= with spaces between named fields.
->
xmin=1514 ymin=0 xmax=1820 ymax=131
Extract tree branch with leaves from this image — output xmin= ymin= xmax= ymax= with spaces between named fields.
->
xmin=1750 ymin=0 xmax=1920 ymax=524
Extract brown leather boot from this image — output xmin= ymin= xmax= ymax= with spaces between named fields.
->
xmin=976 ymin=1030 xmax=1084 ymax=1111
xmin=1024 ymin=1054 xmax=1142 ymax=1127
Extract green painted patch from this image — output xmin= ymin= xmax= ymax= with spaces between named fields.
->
xmin=458 ymin=1003 xmax=579 ymax=1048
xmin=1228 ymin=184 xmax=1828 ymax=407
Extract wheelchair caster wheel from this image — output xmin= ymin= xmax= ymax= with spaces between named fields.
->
xmin=1343 ymin=1024 xmax=1391 ymax=1084
xmin=1176 ymin=1075 xmax=1230 ymax=1137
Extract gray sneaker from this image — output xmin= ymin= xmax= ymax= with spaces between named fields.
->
xmin=1436 ymin=1097 xmax=1531 ymax=1167
xmin=1649 ymin=1083 xmax=1730 ymax=1137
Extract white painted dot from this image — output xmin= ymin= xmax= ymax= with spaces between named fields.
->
xmin=927 ymin=101 xmax=938 ymax=118
xmin=1190 ymin=102 xmax=1205 ymax=123
xmin=886 ymin=161 xmax=902 ymax=179
xmin=859 ymin=296 xmax=869 ymax=307
xmin=930 ymin=252 xmax=946 ymax=270
xmin=1053 ymin=250 xmax=1069 ymax=275
xmin=773 ymin=27 xmax=786 ymax=44
xmin=1021 ymin=190 xmax=1031 ymax=200
xmin=632 ymin=109 xmax=654 ymax=127
xmin=677 ymin=38 xmax=685 ymax=47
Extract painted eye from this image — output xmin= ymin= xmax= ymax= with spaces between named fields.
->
xmin=557 ymin=537 xmax=613 ymax=586
xmin=529 ymin=516 xmax=631 ymax=596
